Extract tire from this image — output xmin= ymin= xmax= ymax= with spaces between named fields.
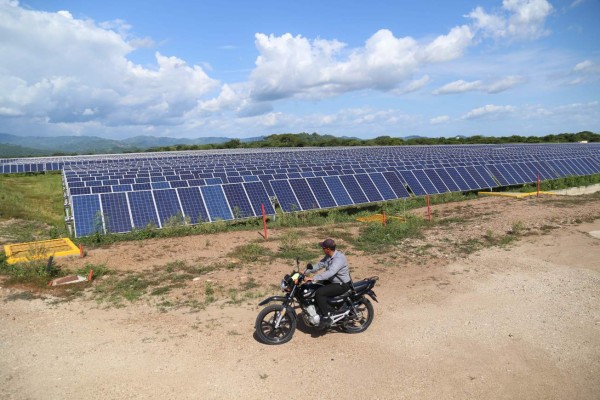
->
xmin=255 ymin=304 xmax=297 ymax=345
xmin=342 ymin=298 xmax=374 ymax=334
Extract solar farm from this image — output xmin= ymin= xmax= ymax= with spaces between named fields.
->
xmin=2 ymin=143 xmax=599 ymax=238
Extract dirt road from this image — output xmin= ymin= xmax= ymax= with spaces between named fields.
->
xmin=1 ymin=193 xmax=599 ymax=399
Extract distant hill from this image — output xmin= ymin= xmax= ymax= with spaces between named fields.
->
xmin=0 ymin=133 xmax=264 ymax=158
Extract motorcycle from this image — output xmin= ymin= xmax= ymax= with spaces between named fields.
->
xmin=255 ymin=258 xmax=379 ymax=345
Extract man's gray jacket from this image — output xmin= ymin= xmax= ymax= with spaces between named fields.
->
xmin=312 ymin=251 xmax=352 ymax=284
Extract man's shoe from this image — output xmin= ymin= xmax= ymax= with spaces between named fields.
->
xmin=317 ymin=316 xmax=331 ymax=330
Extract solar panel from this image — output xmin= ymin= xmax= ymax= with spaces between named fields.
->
xmin=306 ymin=177 xmax=337 ymax=208
xmin=411 ymin=170 xmax=439 ymax=194
xmin=127 ymin=191 xmax=160 ymax=229
xmin=222 ymin=183 xmax=255 ymax=218
xmin=244 ymin=181 xmax=275 ymax=215
xmin=153 ymin=189 xmax=183 ymax=225
xmin=200 ymin=185 xmax=234 ymax=220
xmin=471 ymin=166 xmax=498 ymax=188
xmin=484 ymin=165 xmax=510 ymax=186
xmin=398 ymin=170 xmax=427 ymax=196
xmin=100 ymin=192 xmax=133 ymax=233
xmin=433 ymin=168 xmax=460 ymax=192
xmin=444 ymin=167 xmax=471 ymax=191
xmin=72 ymin=194 xmax=102 ymax=237
xmin=381 ymin=171 xmax=411 ymax=198
xmin=271 ymin=180 xmax=302 ymax=212
xmin=368 ymin=172 xmax=397 ymax=200
xmin=177 ymin=187 xmax=209 ymax=224
xmin=323 ymin=176 xmax=354 ymax=206
xmin=289 ymin=178 xmax=320 ymax=210
xmin=464 ymin=166 xmax=489 ymax=189
xmin=354 ymin=174 xmax=384 ymax=202
xmin=339 ymin=175 xmax=369 ymax=204
xmin=423 ymin=169 xmax=449 ymax=193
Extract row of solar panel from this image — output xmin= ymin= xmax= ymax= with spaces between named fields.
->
xmin=65 ymin=159 xmax=600 ymax=198
xmin=70 ymin=182 xmax=275 ymax=237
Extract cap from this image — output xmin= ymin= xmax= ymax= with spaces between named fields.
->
xmin=319 ymin=238 xmax=336 ymax=249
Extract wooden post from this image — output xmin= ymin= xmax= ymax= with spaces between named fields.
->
xmin=426 ymin=194 xmax=431 ymax=222
xmin=261 ymin=204 xmax=268 ymax=240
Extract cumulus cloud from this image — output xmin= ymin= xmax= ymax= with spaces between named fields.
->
xmin=568 ymin=60 xmax=600 ymax=85
xmin=461 ymin=104 xmax=517 ymax=119
xmin=0 ymin=1 xmax=218 ymax=128
xmin=247 ymin=27 xmax=472 ymax=102
xmin=434 ymin=76 xmax=525 ymax=94
xmin=467 ymin=0 xmax=554 ymax=40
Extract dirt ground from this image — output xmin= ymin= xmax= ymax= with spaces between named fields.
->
xmin=1 ymin=189 xmax=600 ymax=400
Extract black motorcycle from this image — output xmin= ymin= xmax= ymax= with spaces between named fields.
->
xmin=255 ymin=258 xmax=379 ymax=345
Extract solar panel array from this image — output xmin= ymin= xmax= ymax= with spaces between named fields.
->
xmin=2 ymin=144 xmax=599 ymax=237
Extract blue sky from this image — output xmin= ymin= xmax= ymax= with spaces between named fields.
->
xmin=0 ymin=0 xmax=598 ymax=140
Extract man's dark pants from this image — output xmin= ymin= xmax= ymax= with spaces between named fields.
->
xmin=315 ymin=283 xmax=348 ymax=316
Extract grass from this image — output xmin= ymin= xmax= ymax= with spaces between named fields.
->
xmin=228 ymin=243 xmax=272 ymax=263
xmin=351 ymin=214 xmax=426 ymax=252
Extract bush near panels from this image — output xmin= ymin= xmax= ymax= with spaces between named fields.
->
xmin=351 ymin=215 xmax=426 ymax=252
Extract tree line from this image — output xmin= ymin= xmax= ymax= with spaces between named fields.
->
xmin=146 ymin=131 xmax=599 ymax=152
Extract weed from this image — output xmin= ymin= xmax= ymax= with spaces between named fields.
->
xmin=204 ymin=281 xmax=215 ymax=303
xmin=229 ymin=243 xmax=271 ymax=263
xmin=510 ymin=221 xmax=525 ymax=235
xmin=351 ymin=215 xmax=425 ymax=252
xmin=4 ymin=291 xmax=45 ymax=301
xmin=277 ymin=231 xmax=319 ymax=260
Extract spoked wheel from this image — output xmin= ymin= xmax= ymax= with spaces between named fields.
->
xmin=255 ymin=304 xmax=297 ymax=345
xmin=342 ymin=298 xmax=374 ymax=333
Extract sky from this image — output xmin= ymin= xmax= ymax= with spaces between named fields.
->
xmin=0 ymin=0 xmax=598 ymax=140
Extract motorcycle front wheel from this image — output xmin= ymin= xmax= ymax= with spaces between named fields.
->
xmin=342 ymin=298 xmax=374 ymax=333
xmin=255 ymin=304 xmax=297 ymax=345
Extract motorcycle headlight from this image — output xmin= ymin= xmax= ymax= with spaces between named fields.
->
xmin=280 ymin=279 xmax=288 ymax=292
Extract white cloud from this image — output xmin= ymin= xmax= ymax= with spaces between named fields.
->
xmin=462 ymin=104 xmax=517 ymax=119
xmin=434 ymin=76 xmax=525 ymax=94
xmin=247 ymin=27 xmax=473 ymax=102
xmin=0 ymin=1 xmax=218 ymax=127
xmin=573 ymin=60 xmax=593 ymax=72
xmin=568 ymin=60 xmax=600 ymax=85
xmin=392 ymin=75 xmax=431 ymax=95
xmin=430 ymin=115 xmax=450 ymax=124
xmin=467 ymin=0 xmax=554 ymax=40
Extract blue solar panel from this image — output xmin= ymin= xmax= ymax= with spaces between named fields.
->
xmin=222 ymin=183 xmax=255 ymax=218
xmin=463 ymin=166 xmax=488 ymax=189
xmin=433 ymin=168 xmax=460 ymax=192
xmin=289 ymin=178 xmax=320 ymax=210
xmin=92 ymin=186 xmax=112 ymax=194
xmin=306 ymin=177 xmax=337 ymax=208
xmin=339 ymin=175 xmax=369 ymax=204
xmin=354 ymin=174 xmax=383 ymax=202
xmin=153 ymin=189 xmax=183 ymax=225
xmin=500 ymin=164 xmax=523 ymax=184
xmin=502 ymin=164 xmax=527 ymax=184
xmin=471 ymin=166 xmax=498 ymax=188
xmin=244 ymin=181 xmax=275 ymax=215
xmin=423 ymin=169 xmax=449 ymax=193
xmin=100 ymin=192 xmax=132 ymax=233
xmin=200 ymin=185 xmax=234 ymax=221
xmin=398 ymin=170 xmax=427 ymax=196
xmin=132 ymin=183 xmax=152 ymax=191
xmin=177 ymin=187 xmax=209 ymax=223
xmin=112 ymin=184 xmax=132 ymax=192
xmin=227 ymin=176 xmax=244 ymax=183
xmin=444 ymin=167 xmax=471 ymax=191
xmin=72 ymin=194 xmax=102 ymax=237
xmin=170 ymin=180 xmax=189 ymax=188
xmin=323 ymin=176 xmax=353 ymax=206
xmin=151 ymin=182 xmax=171 ymax=190
xmin=205 ymin=177 xmax=223 ymax=185
xmin=513 ymin=163 xmax=536 ymax=182
xmin=412 ymin=170 xmax=439 ymax=194
xmin=127 ymin=191 xmax=160 ymax=229
xmin=258 ymin=175 xmax=275 ymax=197
xmin=368 ymin=173 xmax=397 ymax=200
xmin=70 ymin=187 xmax=91 ymax=196
xmin=486 ymin=164 xmax=513 ymax=185
xmin=271 ymin=180 xmax=302 ymax=212
xmin=382 ymin=171 xmax=411 ymax=198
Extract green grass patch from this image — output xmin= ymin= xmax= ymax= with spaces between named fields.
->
xmin=277 ymin=231 xmax=321 ymax=261
xmin=351 ymin=215 xmax=426 ymax=252
xmin=229 ymin=243 xmax=272 ymax=263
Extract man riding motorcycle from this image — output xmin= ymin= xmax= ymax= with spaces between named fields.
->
xmin=305 ymin=238 xmax=353 ymax=329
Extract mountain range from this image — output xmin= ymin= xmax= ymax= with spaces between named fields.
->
xmin=0 ymin=133 xmax=264 ymax=158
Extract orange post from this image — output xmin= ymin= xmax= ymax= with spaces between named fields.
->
xmin=87 ymin=269 xmax=94 ymax=282
xmin=537 ymin=175 xmax=540 ymax=197
xmin=382 ymin=210 xmax=387 ymax=226
xmin=261 ymin=204 xmax=268 ymax=240
xmin=426 ymin=194 xmax=431 ymax=222
xmin=79 ymin=243 xmax=84 ymax=258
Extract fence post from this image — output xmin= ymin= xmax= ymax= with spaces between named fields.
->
xmin=261 ymin=204 xmax=268 ymax=240
xmin=382 ymin=209 xmax=387 ymax=226
xmin=426 ymin=194 xmax=431 ymax=222
xmin=79 ymin=243 xmax=84 ymax=258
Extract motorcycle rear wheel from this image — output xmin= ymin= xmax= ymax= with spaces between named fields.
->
xmin=342 ymin=298 xmax=374 ymax=333
xmin=255 ymin=304 xmax=297 ymax=345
